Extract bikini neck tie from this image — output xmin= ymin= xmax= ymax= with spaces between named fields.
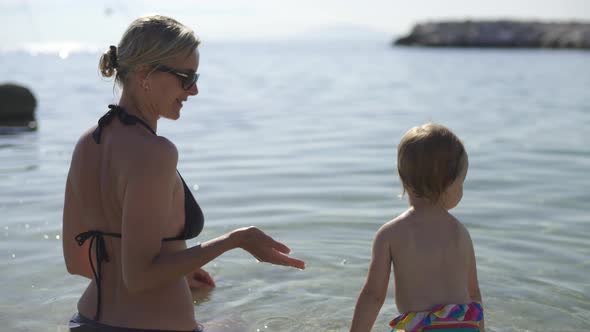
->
xmin=92 ymin=104 xmax=156 ymax=144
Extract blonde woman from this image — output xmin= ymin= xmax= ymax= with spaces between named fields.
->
xmin=63 ymin=15 xmax=305 ymax=332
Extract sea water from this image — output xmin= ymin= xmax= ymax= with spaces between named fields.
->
xmin=1 ymin=40 xmax=589 ymax=331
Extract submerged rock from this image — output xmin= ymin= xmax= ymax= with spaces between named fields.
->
xmin=395 ymin=20 xmax=590 ymax=49
xmin=0 ymin=84 xmax=37 ymax=130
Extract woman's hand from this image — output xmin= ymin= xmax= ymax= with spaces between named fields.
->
xmin=186 ymin=267 xmax=216 ymax=289
xmin=232 ymin=226 xmax=306 ymax=270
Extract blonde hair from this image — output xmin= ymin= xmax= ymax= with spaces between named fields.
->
xmin=99 ymin=15 xmax=200 ymax=84
xmin=397 ymin=123 xmax=466 ymax=203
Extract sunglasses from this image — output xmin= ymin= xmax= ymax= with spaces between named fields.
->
xmin=155 ymin=65 xmax=199 ymax=90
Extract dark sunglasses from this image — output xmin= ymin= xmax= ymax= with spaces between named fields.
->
xmin=154 ymin=65 xmax=199 ymax=90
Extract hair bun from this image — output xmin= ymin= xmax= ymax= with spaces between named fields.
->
xmin=98 ymin=45 xmax=118 ymax=78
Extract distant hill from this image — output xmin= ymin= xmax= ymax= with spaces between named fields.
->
xmin=394 ymin=20 xmax=590 ymax=49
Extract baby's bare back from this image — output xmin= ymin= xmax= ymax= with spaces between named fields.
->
xmin=386 ymin=208 xmax=472 ymax=313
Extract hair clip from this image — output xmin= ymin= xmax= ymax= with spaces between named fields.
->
xmin=109 ymin=45 xmax=118 ymax=69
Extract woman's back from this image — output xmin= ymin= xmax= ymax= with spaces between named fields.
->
xmin=63 ymin=117 xmax=197 ymax=330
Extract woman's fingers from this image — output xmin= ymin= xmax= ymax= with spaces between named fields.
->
xmin=267 ymin=236 xmax=304 ymax=268
xmin=261 ymin=247 xmax=305 ymax=270
xmin=189 ymin=268 xmax=216 ymax=288
xmin=274 ymin=252 xmax=305 ymax=270
xmin=241 ymin=227 xmax=305 ymax=269
xmin=199 ymin=269 xmax=216 ymax=287
xmin=188 ymin=278 xmax=215 ymax=289
xmin=270 ymin=238 xmax=292 ymax=254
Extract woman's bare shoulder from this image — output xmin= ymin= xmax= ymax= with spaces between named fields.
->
xmin=70 ymin=126 xmax=179 ymax=183
xmin=124 ymin=134 xmax=179 ymax=174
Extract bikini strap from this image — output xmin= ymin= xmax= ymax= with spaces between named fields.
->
xmin=92 ymin=104 xmax=156 ymax=144
xmin=75 ymin=230 xmax=121 ymax=320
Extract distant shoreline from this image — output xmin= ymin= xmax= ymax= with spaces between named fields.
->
xmin=394 ymin=20 xmax=590 ymax=49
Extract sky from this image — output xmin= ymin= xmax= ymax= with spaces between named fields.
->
xmin=1 ymin=0 xmax=590 ymax=49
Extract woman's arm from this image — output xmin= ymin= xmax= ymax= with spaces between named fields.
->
xmin=121 ymin=138 xmax=304 ymax=294
xmin=62 ymin=172 xmax=93 ymax=279
xmin=179 ymin=241 xmax=216 ymax=289
xmin=350 ymin=226 xmax=392 ymax=332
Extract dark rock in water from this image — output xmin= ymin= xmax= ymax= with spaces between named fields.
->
xmin=0 ymin=84 xmax=37 ymax=130
xmin=394 ymin=20 xmax=590 ymax=49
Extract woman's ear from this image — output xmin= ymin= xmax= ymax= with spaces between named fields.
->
xmin=134 ymin=64 xmax=152 ymax=82
xmin=132 ymin=65 xmax=153 ymax=91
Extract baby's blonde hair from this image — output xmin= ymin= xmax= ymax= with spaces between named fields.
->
xmin=99 ymin=15 xmax=200 ymax=84
xmin=397 ymin=123 xmax=466 ymax=203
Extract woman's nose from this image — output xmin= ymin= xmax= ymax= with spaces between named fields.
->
xmin=188 ymin=83 xmax=198 ymax=96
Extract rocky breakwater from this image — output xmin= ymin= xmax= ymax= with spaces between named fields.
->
xmin=395 ymin=20 xmax=590 ymax=49
xmin=0 ymin=84 xmax=37 ymax=130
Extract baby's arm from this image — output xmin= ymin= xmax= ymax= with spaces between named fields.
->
xmin=350 ymin=226 xmax=392 ymax=332
xmin=466 ymin=229 xmax=484 ymax=331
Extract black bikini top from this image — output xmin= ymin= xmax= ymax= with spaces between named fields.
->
xmin=75 ymin=104 xmax=204 ymax=320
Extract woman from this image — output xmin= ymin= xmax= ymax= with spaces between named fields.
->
xmin=62 ymin=15 xmax=305 ymax=332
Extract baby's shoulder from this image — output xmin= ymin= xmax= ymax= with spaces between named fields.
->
xmin=375 ymin=211 xmax=413 ymax=242
xmin=448 ymin=215 xmax=474 ymax=247
xmin=447 ymin=212 xmax=469 ymax=232
xmin=383 ymin=209 xmax=418 ymax=229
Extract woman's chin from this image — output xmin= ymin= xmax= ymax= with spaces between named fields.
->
xmin=162 ymin=110 xmax=181 ymax=120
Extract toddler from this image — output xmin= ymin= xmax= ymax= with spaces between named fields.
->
xmin=350 ymin=123 xmax=484 ymax=332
